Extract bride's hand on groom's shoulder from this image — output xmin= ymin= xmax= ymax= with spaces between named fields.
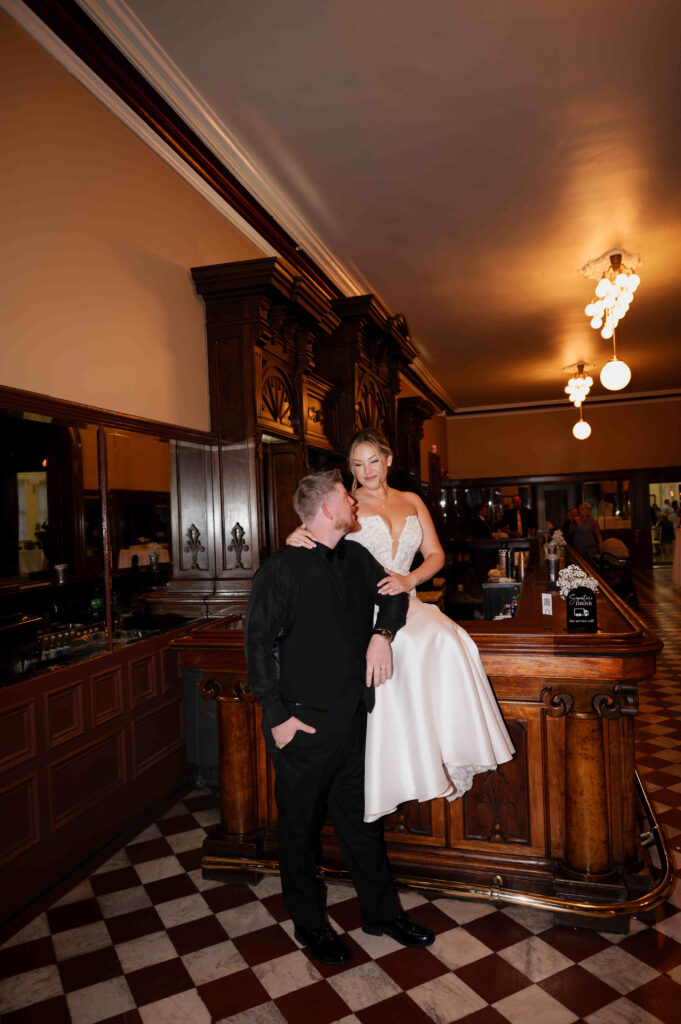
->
xmin=285 ymin=524 xmax=316 ymax=548
xmin=377 ymin=569 xmax=411 ymax=595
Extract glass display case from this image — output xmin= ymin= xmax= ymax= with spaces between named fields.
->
xmin=0 ymin=407 xmax=198 ymax=687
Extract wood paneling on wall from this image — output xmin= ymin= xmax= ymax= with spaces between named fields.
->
xmin=0 ymin=629 xmax=191 ymax=937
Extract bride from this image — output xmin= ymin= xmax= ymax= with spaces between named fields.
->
xmin=287 ymin=428 xmax=515 ymax=822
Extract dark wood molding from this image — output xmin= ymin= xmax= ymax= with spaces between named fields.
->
xmin=0 ymin=385 xmax=215 ymax=444
xmin=446 ymin=465 xmax=681 ymax=488
xmin=21 ymin=0 xmax=341 ymax=301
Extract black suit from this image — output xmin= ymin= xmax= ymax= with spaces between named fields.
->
xmin=501 ymin=506 xmax=536 ymax=537
xmin=471 ymin=516 xmax=492 ymax=538
xmin=245 ymin=539 xmax=408 ymax=929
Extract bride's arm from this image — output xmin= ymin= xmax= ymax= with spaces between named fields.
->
xmin=377 ymin=495 xmax=445 ymax=596
xmin=285 ymin=524 xmax=317 ymax=549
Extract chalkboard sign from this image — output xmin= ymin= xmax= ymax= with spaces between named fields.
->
xmin=566 ymin=586 xmax=598 ymax=632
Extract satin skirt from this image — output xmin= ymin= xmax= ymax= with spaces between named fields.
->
xmin=364 ymin=596 xmax=515 ymax=822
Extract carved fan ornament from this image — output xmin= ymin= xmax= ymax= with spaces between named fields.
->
xmin=356 ymin=375 xmax=388 ymax=433
xmin=261 ymin=372 xmax=294 ymax=427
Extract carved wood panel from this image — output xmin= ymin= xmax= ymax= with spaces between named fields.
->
xmin=133 ymin=699 xmax=184 ymax=775
xmin=49 ymin=730 xmax=126 ymax=830
xmin=462 ymin=720 xmax=530 ymax=844
xmin=161 ymin=647 xmax=180 ymax=694
xmin=0 ymin=775 xmax=40 ymax=865
xmin=355 ymin=372 xmax=390 ymax=436
xmin=129 ymin=654 xmax=158 ymax=707
xmin=262 ymin=442 xmax=302 ymax=556
xmin=259 ymin=370 xmax=296 ymax=434
xmin=170 ymin=440 xmax=215 ymax=577
xmin=0 ymin=700 xmax=36 ymax=771
xmin=45 ymin=681 xmax=85 ymax=749
xmin=379 ymin=797 xmax=447 ymax=847
xmin=90 ymin=666 xmax=125 ymax=727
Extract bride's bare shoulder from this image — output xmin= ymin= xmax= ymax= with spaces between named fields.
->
xmin=399 ymin=491 xmax=427 ymax=513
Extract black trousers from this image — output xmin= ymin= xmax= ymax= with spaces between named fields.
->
xmin=268 ymin=703 xmax=400 ymax=929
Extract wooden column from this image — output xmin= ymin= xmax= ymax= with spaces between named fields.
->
xmin=199 ymin=672 xmax=262 ymax=857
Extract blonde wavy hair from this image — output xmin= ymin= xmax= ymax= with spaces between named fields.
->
xmin=347 ymin=429 xmax=393 ymax=492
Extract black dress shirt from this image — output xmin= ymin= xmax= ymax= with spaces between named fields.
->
xmin=245 ymin=539 xmax=408 ymax=729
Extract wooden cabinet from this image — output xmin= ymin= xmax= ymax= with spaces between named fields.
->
xmin=0 ymin=628 xmax=193 ymax=937
xmin=162 ymin=258 xmax=427 ymax=618
xmin=173 ymin=545 xmax=671 ymax=926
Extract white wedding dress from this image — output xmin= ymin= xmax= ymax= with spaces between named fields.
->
xmin=347 ymin=515 xmax=515 ymax=822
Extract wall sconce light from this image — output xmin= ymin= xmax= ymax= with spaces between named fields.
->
xmin=572 ymin=406 xmax=592 ymax=440
xmin=564 ymin=362 xmax=594 ymax=407
xmin=582 ymin=250 xmax=640 ymax=340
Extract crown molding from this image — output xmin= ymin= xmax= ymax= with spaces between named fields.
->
xmin=1 ymin=0 xmax=279 ymax=259
xmin=4 ymin=0 xmax=456 ymax=411
xmin=449 ymin=389 xmax=681 ymax=419
xmin=74 ymin=0 xmax=369 ymax=298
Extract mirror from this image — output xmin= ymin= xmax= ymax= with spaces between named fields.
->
xmin=0 ymin=411 xmax=100 ymax=582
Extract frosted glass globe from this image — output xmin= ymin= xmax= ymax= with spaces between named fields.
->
xmin=595 ymin=278 xmax=609 ymax=298
xmin=590 ymin=316 xmax=603 ymax=329
xmin=601 ymin=326 xmax=614 ymax=339
xmin=573 ymin=419 xmax=592 ymax=440
xmin=600 ymin=358 xmax=632 ymax=391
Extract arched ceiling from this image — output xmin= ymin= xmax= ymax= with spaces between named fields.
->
xmin=84 ymin=0 xmax=681 ymax=409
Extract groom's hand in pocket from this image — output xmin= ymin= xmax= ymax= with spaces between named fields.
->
xmin=272 ymin=716 xmax=316 ymax=749
xmin=366 ymin=634 xmax=393 ymax=688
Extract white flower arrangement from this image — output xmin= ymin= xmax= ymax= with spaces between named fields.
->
xmin=148 ymin=542 xmax=161 ymax=556
xmin=557 ymin=565 xmax=599 ymax=599
xmin=550 ymin=529 xmax=566 ymax=547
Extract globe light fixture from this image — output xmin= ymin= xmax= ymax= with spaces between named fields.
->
xmin=572 ymin=406 xmax=592 ymax=440
xmin=564 ymin=362 xmax=594 ymax=407
xmin=600 ymin=355 xmax=632 ymax=391
xmin=581 ymin=250 xmax=641 ymax=340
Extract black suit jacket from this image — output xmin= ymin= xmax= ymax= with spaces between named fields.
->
xmin=471 ymin=516 xmax=492 ymax=538
xmin=501 ymin=506 xmax=536 ymax=536
xmin=245 ymin=539 xmax=408 ymax=729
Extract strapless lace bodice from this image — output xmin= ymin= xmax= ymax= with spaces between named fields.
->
xmin=346 ymin=514 xmax=422 ymax=575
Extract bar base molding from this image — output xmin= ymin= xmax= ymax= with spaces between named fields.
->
xmin=200 ymin=773 xmax=672 ymax=930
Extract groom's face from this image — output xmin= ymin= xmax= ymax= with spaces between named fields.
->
xmin=325 ymin=483 xmax=358 ymax=535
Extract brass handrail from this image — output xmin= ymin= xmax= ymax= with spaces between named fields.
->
xmin=202 ymin=772 xmax=674 ymax=921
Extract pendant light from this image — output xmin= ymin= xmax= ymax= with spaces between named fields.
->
xmin=572 ymin=406 xmax=591 ymax=440
xmin=600 ymin=329 xmax=632 ymax=391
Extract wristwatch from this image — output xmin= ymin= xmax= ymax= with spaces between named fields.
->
xmin=372 ymin=628 xmax=394 ymax=644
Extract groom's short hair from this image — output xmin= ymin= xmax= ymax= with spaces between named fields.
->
xmin=293 ymin=470 xmax=342 ymax=522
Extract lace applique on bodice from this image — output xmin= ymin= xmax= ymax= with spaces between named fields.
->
xmin=346 ymin=515 xmax=423 ymax=575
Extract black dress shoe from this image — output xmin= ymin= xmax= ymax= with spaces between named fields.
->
xmin=363 ymin=912 xmax=435 ymax=947
xmin=294 ymin=923 xmax=352 ymax=965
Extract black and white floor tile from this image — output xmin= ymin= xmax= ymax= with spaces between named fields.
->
xmin=1 ymin=568 xmax=679 ymax=1024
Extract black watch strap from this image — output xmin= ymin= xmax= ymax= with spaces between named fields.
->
xmin=372 ymin=628 xmax=394 ymax=644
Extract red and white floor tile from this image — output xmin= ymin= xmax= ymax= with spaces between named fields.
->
xmin=2 ymin=568 xmax=679 ymax=1024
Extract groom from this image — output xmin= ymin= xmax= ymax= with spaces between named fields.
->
xmin=245 ymin=469 xmax=434 ymax=965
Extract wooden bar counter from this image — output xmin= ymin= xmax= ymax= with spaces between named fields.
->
xmin=172 ymin=543 xmax=672 ymax=926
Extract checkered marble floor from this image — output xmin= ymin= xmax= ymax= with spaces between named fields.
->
xmin=2 ymin=569 xmax=679 ymax=1024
